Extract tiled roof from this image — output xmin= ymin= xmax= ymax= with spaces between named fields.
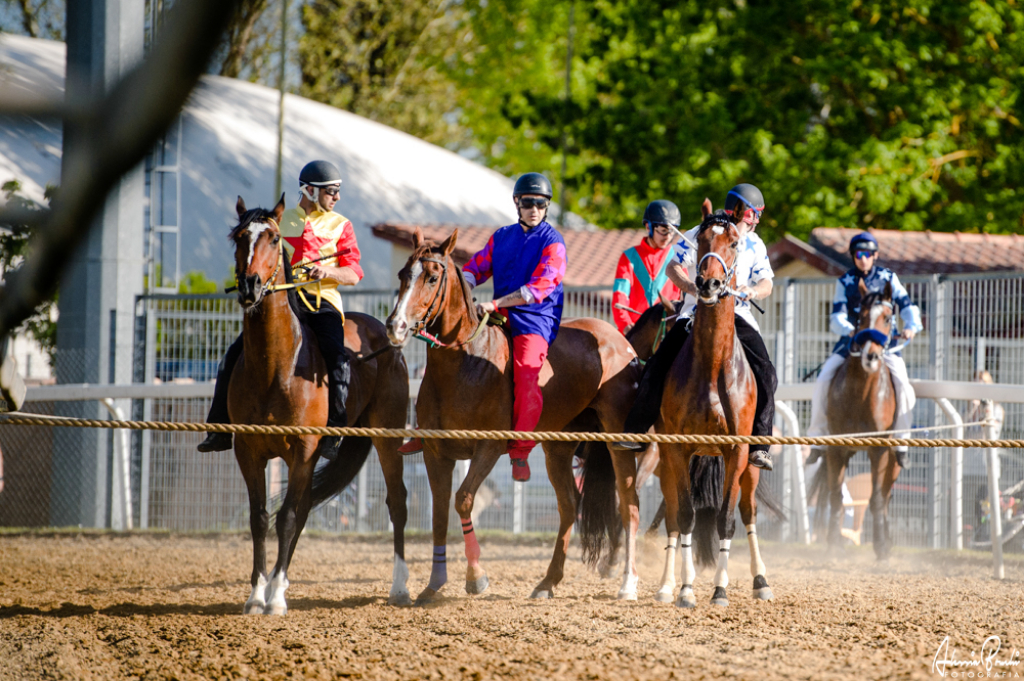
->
xmin=371 ymin=222 xmax=650 ymax=287
xmin=808 ymin=228 xmax=1024 ymax=275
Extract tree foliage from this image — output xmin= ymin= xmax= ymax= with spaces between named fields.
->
xmin=444 ymin=0 xmax=1024 ymax=241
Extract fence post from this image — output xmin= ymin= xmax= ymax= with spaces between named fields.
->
xmin=776 ymin=400 xmax=810 ymax=544
xmin=928 ymin=275 xmax=947 ymax=549
xmin=984 ymin=401 xmax=1004 ymax=579
xmin=512 ymin=480 xmax=524 ymax=534
xmin=356 ymin=456 xmax=370 ymax=533
xmin=935 ymin=398 xmax=963 ymax=550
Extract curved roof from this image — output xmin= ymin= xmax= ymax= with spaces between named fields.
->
xmin=0 ymin=34 xmax=523 ymax=288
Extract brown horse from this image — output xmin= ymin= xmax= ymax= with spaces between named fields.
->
xmin=385 ymin=228 xmax=646 ymax=602
xmin=655 ymin=200 xmax=772 ymax=608
xmin=228 ymin=196 xmax=410 ymax=614
xmin=810 ymin=279 xmax=900 ymax=559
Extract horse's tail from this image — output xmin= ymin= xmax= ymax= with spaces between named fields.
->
xmin=309 ymin=436 xmax=374 ymax=509
xmin=690 ymin=455 xmax=723 ymax=570
xmin=807 ymin=461 xmax=830 ymax=541
xmin=755 ymin=479 xmax=787 ymax=522
xmin=577 ymin=439 xmax=622 ymax=569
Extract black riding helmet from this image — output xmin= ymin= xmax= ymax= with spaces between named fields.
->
xmin=848 ymin=231 xmax=879 ymax=254
xmin=643 ymin=200 xmax=681 ymax=235
xmin=724 ymin=183 xmax=765 ymax=222
xmin=513 ymin=172 xmax=553 ymax=198
xmin=299 ymin=160 xmax=343 ymax=186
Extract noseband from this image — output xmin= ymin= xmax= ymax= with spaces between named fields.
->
xmin=409 ymin=255 xmax=449 ymax=339
xmin=850 ymin=300 xmax=895 ymax=357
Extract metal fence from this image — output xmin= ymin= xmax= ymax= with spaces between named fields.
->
xmin=2 ymin=275 xmax=1023 ymax=553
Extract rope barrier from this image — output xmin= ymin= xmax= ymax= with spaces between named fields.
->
xmin=2 ymin=412 xmax=1023 ymax=449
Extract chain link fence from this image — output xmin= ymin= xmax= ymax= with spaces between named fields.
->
xmin=2 ymin=276 xmax=1023 ymax=552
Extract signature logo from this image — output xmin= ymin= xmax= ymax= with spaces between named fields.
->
xmin=933 ymin=636 xmax=1022 ymax=677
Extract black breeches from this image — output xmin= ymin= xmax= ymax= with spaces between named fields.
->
xmin=622 ymin=314 xmax=777 ymax=453
xmin=205 ymin=307 xmax=351 ymax=427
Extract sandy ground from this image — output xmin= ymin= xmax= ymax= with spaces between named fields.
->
xmin=0 ymin=532 xmax=1022 ymax=681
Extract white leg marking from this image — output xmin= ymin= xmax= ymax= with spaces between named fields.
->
xmin=713 ymin=538 xmax=731 ymax=589
xmin=244 ymin=573 xmax=268 ymax=615
xmin=680 ymin=532 xmax=696 ymax=587
xmin=264 ymin=568 xmax=289 ymax=615
xmin=656 ymin=535 xmax=678 ymax=602
xmin=389 ymin=554 xmax=411 ymax=606
xmin=747 ymin=523 xmax=766 ymax=578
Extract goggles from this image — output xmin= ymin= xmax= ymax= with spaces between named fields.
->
xmin=518 ymin=197 xmax=550 ymax=209
xmin=853 ymin=250 xmax=876 ymax=260
xmin=648 ymin=222 xmax=673 ymax=235
xmin=320 ymin=185 xmax=341 ymax=197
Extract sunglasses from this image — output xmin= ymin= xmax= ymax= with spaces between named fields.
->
xmin=854 ymin=250 xmax=875 ymax=260
xmin=321 ymin=186 xmax=341 ymax=197
xmin=518 ymin=197 xmax=549 ymax=209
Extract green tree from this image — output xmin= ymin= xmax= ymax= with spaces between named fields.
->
xmin=0 ymin=179 xmax=58 ymax=365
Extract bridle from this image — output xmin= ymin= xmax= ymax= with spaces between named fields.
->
xmin=694 ymin=217 xmax=739 ymax=306
xmin=231 ymin=217 xmax=329 ymax=313
xmin=403 ymin=251 xmax=493 ymax=349
xmin=849 ymin=299 xmax=895 ymax=357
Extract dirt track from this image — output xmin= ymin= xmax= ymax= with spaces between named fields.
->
xmin=0 ymin=533 xmax=1022 ymax=680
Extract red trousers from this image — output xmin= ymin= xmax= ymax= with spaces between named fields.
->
xmin=509 ymin=333 xmax=548 ymax=458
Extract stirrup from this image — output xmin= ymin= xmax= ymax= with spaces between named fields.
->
xmin=805 ymin=447 xmax=824 ymax=466
xmin=611 ymin=439 xmax=645 ymax=452
xmin=197 ymin=431 xmax=233 ymax=453
xmin=749 ymin=450 xmax=773 ymax=471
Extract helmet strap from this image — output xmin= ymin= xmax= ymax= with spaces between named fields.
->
xmin=301 ymin=184 xmax=319 ymax=204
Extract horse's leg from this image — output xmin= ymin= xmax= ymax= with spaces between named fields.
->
xmin=869 ymin=447 xmax=898 ymax=561
xmin=376 ymin=438 xmax=410 ymax=606
xmin=416 ymin=450 xmax=457 ymax=605
xmin=673 ymin=449 xmax=698 ymax=608
xmin=265 ymin=439 xmax=318 ymax=615
xmin=236 ymin=445 xmax=270 ymax=615
xmin=531 ymin=441 xmax=578 ymax=599
xmin=712 ymin=447 xmax=744 ymax=607
xmin=653 ymin=444 xmax=681 ymax=604
xmin=453 ymin=447 xmax=502 ymax=596
xmin=609 ymin=445 xmax=641 ymax=601
xmin=739 ymin=465 xmax=773 ymax=601
xmin=825 ymin=447 xmax=849 ymax=553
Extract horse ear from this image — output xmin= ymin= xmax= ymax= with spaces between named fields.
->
xmin=702 ymin=198 xmax=712 ymax=219
xmin=236 ymin=196 xmax=246 ymax=218
xmin=883 ymin=280 xmax=893 ymax=300
xmin=659 ymin=291 xmax=675 ymax=313
xmin=439 ymin=229 xmax=459 ymax=257
xmin=413 ymin=226 xmax=424 ymax=249
xmin=273 ymin=193 xmax=285 ymax=223
xmin=858 ymin=277 xmax=869 ymax=297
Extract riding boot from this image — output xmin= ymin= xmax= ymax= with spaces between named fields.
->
xmin=612 ymin=321 xmax=691 ymax=451
xmin=736 ymin=317 xmax=777 ymax=472
xmin=198 ymin=334 xmax=243 ymax=453
xmin=307 ymin=308 xmax=351 ymax=462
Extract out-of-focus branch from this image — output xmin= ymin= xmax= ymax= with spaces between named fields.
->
xmin=0 ymin=0 xmax=243 ymax=339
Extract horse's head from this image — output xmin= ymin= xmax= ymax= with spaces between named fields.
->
xmin=386 ymin=227 xmax=459 ymax=346
xmin=230 ymin=195 xmax=286 ymax=311
xmin=852 ymin=278 xmax=894 ymax=373
xmin=694 ymin=198 xmax=742 ymax=305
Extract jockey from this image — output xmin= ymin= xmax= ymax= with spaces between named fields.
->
xmin=806 ymin=231 xmax=922 ymax=468
xmin=464 ymin=172 xmax=567 ymax=482
xmin=197 ymin=160 xmax=363 ymax=457
xmin=613 ymin=183 xmax=778 ymax=471
xmin=612 ymin=200 xmax=683 ymax=335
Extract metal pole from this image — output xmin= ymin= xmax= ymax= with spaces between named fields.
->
xmin=101 ymin=397 xmax=133 ymax=530
xmin=273 ymin=0 xmax=288 ymax=200
xmin=984 ymin=400 xmax=1004 ymax=579
xmin=935 ymin=397 xmax=963 ymax=550
xmin=776 ymin=400 xmax=810 ymax=544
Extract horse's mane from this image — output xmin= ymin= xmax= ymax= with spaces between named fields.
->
xmin=229 ymin=206 xmax=278 ymax=241
xmin=407 ymin=239 xmax=480 ymax=327
xmin=626 ymin=304 xmax=666 ymax=342
xmin=697 ymin=209 xmax=735 ymax=235
xmin=859 ymin=289 xmax=888 ymax=315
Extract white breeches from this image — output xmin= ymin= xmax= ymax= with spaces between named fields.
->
xmin=808 ymin=353 xmax=915 ymax=447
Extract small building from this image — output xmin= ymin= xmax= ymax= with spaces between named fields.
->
xmin=769 ymin=228 xmax=1024 ymax=278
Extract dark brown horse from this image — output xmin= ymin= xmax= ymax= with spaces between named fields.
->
xmin=385 ymin=228 xmax=647 ymax=602
xmin=228 ymin=196 xmax=410 ymax=614
xmin=810 ymin=278 xmax=900 ymax=559
xmin=655 ymin=200 xmax=772 ymax=608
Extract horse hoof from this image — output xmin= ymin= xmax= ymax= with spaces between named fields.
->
xmin=710 ymin=586 xmax=729 ymax=608
xmin=752 ymin=575 xmax=773 ymax=601
xmin=414 ymin=587 xmax=438 ymax=606
xmin=465 ymin=575 xmax=490 ymax=595
xmin=654 ymin=590 xmax=675 ymax=604
xmin=675 ymin=586 xmax=696 ymax=609
xmin=616 ymin=590 xmax=638 ymax=601
xmin=530 ymin=588 xmax=553 ymax=599
xmin=388 ymin=591 xmax=412 ymax=607
xmin=243 ymin=602 xmax=265 ymax=615
xmin=264 ymin=603 xmax=287 ymax=616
